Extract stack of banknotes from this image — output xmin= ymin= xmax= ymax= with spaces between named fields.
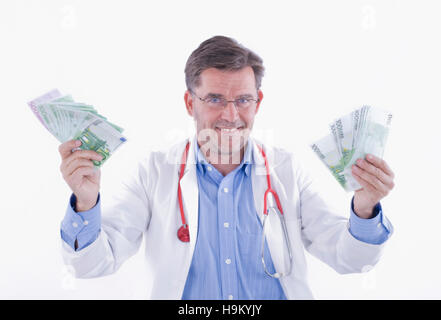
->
xmin=28 ymin=89 xmax=127 ymax=167
xmin=311 ymin=105 xmax=393 ymax=192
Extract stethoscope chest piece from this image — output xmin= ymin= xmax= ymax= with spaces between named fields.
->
xmin=177 ymin=224 xmax=190 ymax=242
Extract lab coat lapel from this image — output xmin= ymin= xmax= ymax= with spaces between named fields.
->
xmin=250 ymin=138 xmax=266 ymax=226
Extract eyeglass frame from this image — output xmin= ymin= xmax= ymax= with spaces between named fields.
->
xmin=189 ymin=90 xmax=260 ymax=110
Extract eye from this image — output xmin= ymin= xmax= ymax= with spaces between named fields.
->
xmin=208 ymin=97 xmax=222 ymax=104
xmin=237 ymin=98 xmax=249 ymax=104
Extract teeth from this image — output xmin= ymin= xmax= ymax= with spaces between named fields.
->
xmin=217 ymin=127 xmax=241 ymax=133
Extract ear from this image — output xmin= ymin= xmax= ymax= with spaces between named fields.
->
xmin=255 ymin=90 xmax=264 ymax=114
xmin=184 ymin=90 xmax=195 ymax=117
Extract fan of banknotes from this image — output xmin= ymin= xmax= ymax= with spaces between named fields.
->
xmin=28 ymin=89 xmax=127 ymax=167
xmin=310 ymin=105 xmax=393 ymax=192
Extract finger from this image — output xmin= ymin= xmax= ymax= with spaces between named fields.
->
xmin=365 ymin=154 xmax=394 ymax=178
xmin=63 ymin=150 xmax=103 ymax=170
xmin=64 ymin=158 xmax=95 ymax=177
xmin=59 ymin=140 xmax=82 ymax=160
xmin=355 ymin=159 xmax=394 ymax=188
xmin=69 ymin=166 xmax=97 ymax=185
xmin=352 ymin=169 xmax=377 ymax=194
xmin=352 ymin=164 xmax=389 ymax=195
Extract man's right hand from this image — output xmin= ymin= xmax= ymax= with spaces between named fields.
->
xmin=59 ymin=139 xmax=103 ymax=212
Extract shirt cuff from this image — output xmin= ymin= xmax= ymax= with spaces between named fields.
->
xmin=60 ymin=193 xmax=101 ymax=251
xmin=349 ymin=197 xmax=393 ymax=245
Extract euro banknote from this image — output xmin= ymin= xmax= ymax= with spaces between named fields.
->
xmin=28 ymin=90 xmax=127 ymax=167
xmin=311 ymin=106 xmax=393 ymax=192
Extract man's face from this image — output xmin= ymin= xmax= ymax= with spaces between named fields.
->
xmin=185 ymin=66 xmax=263 ymax=162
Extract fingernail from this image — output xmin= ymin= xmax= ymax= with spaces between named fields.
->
xmin=367 ymin=154 xmax=373 ymax=160
xmin=76 ymin=140 xmax=81 ymax=146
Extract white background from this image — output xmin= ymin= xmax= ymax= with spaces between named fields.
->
xmin=1 ymin=0 xmax=440 ymax=299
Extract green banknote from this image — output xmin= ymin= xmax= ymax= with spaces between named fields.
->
xmin=311 ymin=105 xmax=393 ymax=192
xmin=311 ymin=134 xmax=348 ymax=189
xmin=28 ymin=89 xmax=127 ymax=167
xmin=342 ymin=106 xmax=392 ymax=184
xmin=72 ymin=118 xmax=126 ymax=167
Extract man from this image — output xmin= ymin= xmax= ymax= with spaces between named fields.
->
xmin=58 ymin=36 xmax=394 ymax=299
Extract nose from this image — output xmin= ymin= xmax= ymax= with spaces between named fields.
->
xmin=221 ymin=101 xmax=240 ymax=122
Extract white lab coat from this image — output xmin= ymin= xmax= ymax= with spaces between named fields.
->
xmin=61 ymin=136 xmax=391 ymax=299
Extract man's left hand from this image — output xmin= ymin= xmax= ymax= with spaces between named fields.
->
xmin=351 ymin=154 xmax=395 ymax=219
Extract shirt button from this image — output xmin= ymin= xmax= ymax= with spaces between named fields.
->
xmin=72 ymin=222 xmax=78 ymax=228
xmin=83 ymin=220 xmax=89 ymax=226
xmin=224 ymin=222 xmax=229 ymax=228
xmin=223 ymin=187 xmax=229 ymax=193
xmin=225 ymin=258 xmax=231 ymax=265
xmin=377 ymin=223 xmax=382 ymax=228
xmin=207 ymin=166 xmax=212 ymax=171
xmin=228 ymin=294 xmax=233 ymax=300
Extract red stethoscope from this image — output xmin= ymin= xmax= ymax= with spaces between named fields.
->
xmin=176 ymin=141 xmax=293 ymax=278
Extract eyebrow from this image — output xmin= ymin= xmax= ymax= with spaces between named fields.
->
xmin=204 ymin=93 xmax=224 ymax=99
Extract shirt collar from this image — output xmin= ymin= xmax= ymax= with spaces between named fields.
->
xmin=193 ymin=135 xmax=253 ymax=177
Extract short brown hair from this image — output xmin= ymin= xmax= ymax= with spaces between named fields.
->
xmin=185 ymin=36 xmax=265 ymax=91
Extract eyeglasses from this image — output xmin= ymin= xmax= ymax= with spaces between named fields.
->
xmin=191 ymin=91 xmax=259 ymax=110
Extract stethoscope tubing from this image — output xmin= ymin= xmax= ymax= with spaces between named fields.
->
xmin=177 ymin=140 xmax=293 ymax=278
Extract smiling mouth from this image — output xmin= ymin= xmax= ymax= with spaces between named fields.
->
xmin=215 ymin=127 xmax=244 ymax=134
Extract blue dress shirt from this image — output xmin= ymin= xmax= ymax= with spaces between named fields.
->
xmin=60 ymin=193 xmax=101 ymax=251
xmin=181 ymin=139 xmax=286 ymax=300
xmin=60 ymin=140 xmax=393 ymax=299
